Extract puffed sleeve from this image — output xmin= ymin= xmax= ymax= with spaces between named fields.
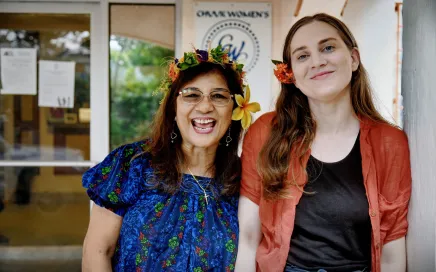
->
xmin=82 ymin=142 xmax=149 ymax=216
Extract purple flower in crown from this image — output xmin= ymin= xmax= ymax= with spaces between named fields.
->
xmin=196 ymin=49 xmax=209 ymax=62
xmin=174 ymin=58 xmax=179 ymax=64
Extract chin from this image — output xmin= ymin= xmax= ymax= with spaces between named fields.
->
xmin=310 ymin=85 xmax=348 ymax=101
xmin=186 ymin=135 xmax=221 ymax=149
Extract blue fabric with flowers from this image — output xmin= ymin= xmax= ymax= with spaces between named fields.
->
xmin=82 ymin=140 xmax=239 ymax=272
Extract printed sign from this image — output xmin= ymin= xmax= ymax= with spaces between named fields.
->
xmin=38 ymin=60 xmax=75 ymax=109
xmin=195 ymin=2 xmax=272 ymax=113
xmin=0 ymin=48 xmax=37 ymax=95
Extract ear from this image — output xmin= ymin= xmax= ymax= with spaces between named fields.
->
xmin=350 ymin=47 xmax=360 ymax=72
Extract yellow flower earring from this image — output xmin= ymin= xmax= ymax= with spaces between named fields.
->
xmin=231 ymin=85 xmax=261 ymax=129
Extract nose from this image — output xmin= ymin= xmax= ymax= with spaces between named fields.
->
xmin=311 ymin=51 xmax=327 ymax=69
xmin=196 ymin=95 xmax=214 ymax=113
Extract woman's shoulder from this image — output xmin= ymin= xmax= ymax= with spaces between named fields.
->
xmin=87 ymin=139 xmax=153 ymax=185
xmin=82 ymin=139 xmax=153 ymax=215
xmin=111 ymin=139 xmax=152 ymax=161
xmin=366 ymin=119 xmax=408 ymax=147
xmin=252 ymin=111 xmax=276 ymax=127
xmin=364 ymin=120 xmax=411 ymax=184
xmin=245 ymin=111 xmax=276 ymax=137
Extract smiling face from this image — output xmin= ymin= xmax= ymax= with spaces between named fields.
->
xmin=175 ymin=71 xmax=234 ymax=150
xmin=289 ymin=21 xmax=360 ymax=103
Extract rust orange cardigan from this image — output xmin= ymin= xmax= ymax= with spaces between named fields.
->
xmin=240 ymin=112 xmax=412 ymax=272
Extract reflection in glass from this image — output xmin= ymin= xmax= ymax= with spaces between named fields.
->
xmin=110 ymin=37 xmax=174 ymax=149
xmin=0 ymin=14 xmax=91 ymax=162
xmin=0 ymin=166 xmax=89 ymax=246
xmin=109 ymin=5 xmax=175 ymax=149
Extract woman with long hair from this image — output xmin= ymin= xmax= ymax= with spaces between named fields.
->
xmin=235 ymin=13 xmax=411 ymax=272
xmin=81 ymin=45 xmax=260 ymax=271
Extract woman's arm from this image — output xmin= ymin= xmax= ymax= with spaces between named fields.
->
xmin=381 ymin=237 xmax=406 ymax=272
xmin=235 ymin=196 xmax=262 ymax=272
xmin=380 ymin=132 xmax=411 ymax=272
xmin=82 ymin=204 xmax=122 ymax=272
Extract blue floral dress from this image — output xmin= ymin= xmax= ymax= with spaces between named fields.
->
xmin=82 ymin=141 xmax=239 ymax=272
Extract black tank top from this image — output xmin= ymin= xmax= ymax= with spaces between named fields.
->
xmin=287 ymin=134 xmax=371 ymax=271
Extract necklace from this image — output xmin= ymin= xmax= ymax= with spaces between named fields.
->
xmin=187 ymin=167 xmax=209 ymax=205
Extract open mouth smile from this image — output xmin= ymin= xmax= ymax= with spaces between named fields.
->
xmin=191 ymin=118 xmax=216 ymax=134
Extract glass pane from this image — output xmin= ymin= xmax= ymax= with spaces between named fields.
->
xmin=0 ymin=166 xmax=89 ymax=247
xmin=110 ymin=5 xmax=175 ymax=150
xmin=0 ymin=13 xmax=91 ymax=161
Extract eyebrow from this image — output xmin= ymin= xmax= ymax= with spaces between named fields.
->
xmin=211 ymin=87 xmax=230 ymax=92
xmin=291 ymin=37 xmax=338 ymax=55
xmin=183 ymin=87 xmax=230 ymax=92
xmin=183 ymin=87 xmax=200 ymax=91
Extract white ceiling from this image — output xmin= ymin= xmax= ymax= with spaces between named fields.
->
xmin=294 ymin=0 xmax=349 ymax=19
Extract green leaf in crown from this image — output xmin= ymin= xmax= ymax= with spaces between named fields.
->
xmin=178 ymin=52 xmax=199 ymax=70
xmin=235 ymin=63 xmax=244 ymax=72
xmin=210 ymin=44 xmax=226 ymax=62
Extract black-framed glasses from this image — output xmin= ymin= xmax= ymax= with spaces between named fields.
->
xmin=178 ymin=88 xmax=234 ymax=107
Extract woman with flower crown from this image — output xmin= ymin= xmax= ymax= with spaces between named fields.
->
xmin=235 ymin=13 xmax=411 ymax=272
xmin=81 ymin=45 xmax=260 ymax=271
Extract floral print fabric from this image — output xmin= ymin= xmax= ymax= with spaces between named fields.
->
xmin=82 ymin=141 xmax=239 ymax=271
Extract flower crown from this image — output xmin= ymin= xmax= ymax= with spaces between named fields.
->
xmin=272 ymin=60 xmax=295 ymax=84
xmin=155 ymin=45 xmax=261 ymax=129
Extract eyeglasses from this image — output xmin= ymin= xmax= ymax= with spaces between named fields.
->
xmin=178 ymin=88 xmax=234 ymax=107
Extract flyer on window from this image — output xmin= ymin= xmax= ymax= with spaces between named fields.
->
xmin=38 ymin=60 xmax=75 ymax=109
xmin=0 ymin=48 xmax=37 ymax=95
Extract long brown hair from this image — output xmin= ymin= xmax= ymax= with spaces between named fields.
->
xmin=259 ymin=13 xmax=390 ymax=200
xmin=146 ymin=62 xmax=244 ymax=196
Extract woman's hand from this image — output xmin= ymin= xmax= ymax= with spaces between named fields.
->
xmin=82 ymin=204 xmax=122 ymax=272
xmin=235 ymin=196 xmax=262 ymax=272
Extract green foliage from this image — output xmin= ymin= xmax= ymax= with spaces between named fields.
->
xmin=178 ymin=52 xmax=199 ymax=70
xmin=271 ymin=59 xmax=282 ymax=65
xmin=127 ymin=42 xmax=173 ymax=66
xmin=110 ymin=36 xmax=173 ymax=149
xmin=235 ymin=63 xmax=244 ymax=72
xmin=210 ymin=44 xmax=225 ymax=60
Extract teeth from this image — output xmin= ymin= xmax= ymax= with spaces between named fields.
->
xmin=193 ymin=119 xmax=214 ymax=124
xmin=196 ymin=127 xmax=211 ymax=131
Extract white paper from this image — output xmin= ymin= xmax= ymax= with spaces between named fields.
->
xmin=195 ymin=2 xmax=272 ymax=114
xmin=0 ymin=48 xmax=37 ymax=95
xmin=38 ymin=60 xmax=75 ymax=108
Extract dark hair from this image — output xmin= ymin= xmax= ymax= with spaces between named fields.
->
xmin=146 ymin=62 xmax=244 ymax=196
xmin=259 ymin=13 xmax=391 ymax=200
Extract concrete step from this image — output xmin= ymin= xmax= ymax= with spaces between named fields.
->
xmin=0 ymin=246 xmax=82 ymax=272
xmin=0 ymin=260 xmax=81 ymax=272
xmin=0 ymin=246 xmax=82 ymax=261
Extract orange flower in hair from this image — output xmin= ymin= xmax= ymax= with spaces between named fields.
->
xmin=272 ymin=60 xmax=294 ymax=84
xmin=239 ymin=71 xmax=246 ymax=84
xmin=222 ymin=53 xmax=229 ymax=63
xmin=168 ymin=62 xmax=179 ymax=82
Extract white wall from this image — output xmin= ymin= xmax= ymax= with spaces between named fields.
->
xmin=402 ymin=0 xmax=436 ymax=270
xmin=294 ymin=0 xmax=346 ymax=20
xmin=343 ymin=0 xmax=399 ymax=123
